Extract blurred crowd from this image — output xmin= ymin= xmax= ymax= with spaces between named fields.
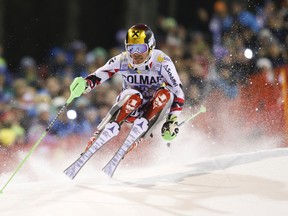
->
xmin=1 ymin=0 xmax=288 ymax=148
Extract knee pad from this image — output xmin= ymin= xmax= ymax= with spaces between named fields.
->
xmin=115 ymin=94 xmax=143 ymax=124
xmin=96 ymin=92 xmax=142 ymax=131
xmin=145 ymin=88 xmax=173 ymax=121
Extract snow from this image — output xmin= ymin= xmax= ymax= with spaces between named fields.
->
xmin=1 ymin=144 xmax=288 ymax=216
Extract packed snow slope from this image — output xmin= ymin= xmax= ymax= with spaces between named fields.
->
xmin=1 ymin=137 xmax=288 ymax=216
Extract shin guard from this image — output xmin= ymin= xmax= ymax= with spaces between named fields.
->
xmin=115 ymin=94 xmax=142 ymax=124
xmin=144 ymin=88 xmax=172 ymax=121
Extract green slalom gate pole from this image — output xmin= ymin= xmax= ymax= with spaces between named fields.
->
xmin=0 ymin=77 xmax=86 ymax=193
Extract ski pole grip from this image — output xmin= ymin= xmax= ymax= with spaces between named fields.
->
xmin=67 ymin=77 xmax=87 ymax=104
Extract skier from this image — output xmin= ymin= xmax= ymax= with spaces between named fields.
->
xmin=81 ymin=23 xmax=185 ymax=152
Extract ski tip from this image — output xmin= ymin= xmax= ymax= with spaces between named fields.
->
xmin=102 ymin=167 xmax=114 ymax=178
xmin=63 ymin=170 xmax=75 ymax=180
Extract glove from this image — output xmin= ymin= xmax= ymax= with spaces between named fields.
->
xmin=83 ymin=79 xmax=93 ymax=94
xmin=161 ymin=114 xmax=179 ymax=141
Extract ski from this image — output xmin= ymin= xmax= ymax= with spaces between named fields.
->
xmin=102 ymin=117 xmax=149 ymax=177
xmin=64 ymin=121 xmax=120 ymax=179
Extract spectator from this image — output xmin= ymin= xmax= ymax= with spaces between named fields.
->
xmin=186 ymin=83 xmax=203 ymax=106
xmin=228 ymin=36 xmax=255 ymax=82
xmin=48 ymin=47 xmax=68 ymax=77
xmin=0 ymin=110 xmax=25 ymax=147
xmin=266 ymin=41 xmax=286 ymax=67
xmin=265 ymin=11 xmax=286 ymax=43
xmin=39 ymin=77 xmax=63 ymax=98
xmin=229 ymin=0 xmax=260 ymax=34
xmin=256 ymin=0 xmax=277 ymax=29
xmin=69 ymin=40 xmax=88 ymax=77
xmin=74 ymin=106 xmax=100 ymax=135
xmin=27 ymin=102 xmax=52 ymax=143
xmin=209 ymin=0 xmax=231 ymax=55
xmin=50 ymin=96 xmax=76 ymax=137
xmin=0 ymin=69 xmax=12 ymax=102
xmin=19 ymin=56 xmax=39 ymax=87
xmin=193 ymin=8 xmax=211 ymax=43
xmin=256 ymin=57 xmax=274 ymax=84
xmin=212 ymin=63 xmax=238 ymax=99
xmin=0 ymin=44 xmax=12 ymax=86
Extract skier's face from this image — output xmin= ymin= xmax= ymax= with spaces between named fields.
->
xmin=127 ymin=43 xmax=149 ymax=65
xmin=130 ymin=51 xmax=149 ymax=64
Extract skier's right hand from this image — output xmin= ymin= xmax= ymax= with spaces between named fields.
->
xmin=83 ymin=79 xmax=93 ymax=94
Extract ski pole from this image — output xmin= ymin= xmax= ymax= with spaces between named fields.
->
xmin=167 ymin=105 xmax=206 ymax=147
xmin=178 ymin=105 xmax=206 ymax=127
xmin=0 ymin=77 xmax=86 ymax=193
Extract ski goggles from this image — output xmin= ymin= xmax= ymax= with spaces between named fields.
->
xmin=126 ymin=44 xmax=149 ymax=54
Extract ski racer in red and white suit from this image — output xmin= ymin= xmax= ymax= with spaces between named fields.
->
xmin=83 ymin=24 xmax=185 ymax=150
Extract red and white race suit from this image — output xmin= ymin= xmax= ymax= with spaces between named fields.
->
xmin=85 ymin=49 xmax=185 ymax=117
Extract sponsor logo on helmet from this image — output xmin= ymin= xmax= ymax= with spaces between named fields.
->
xmin=127 ymin=29 xmax=146 ymax=44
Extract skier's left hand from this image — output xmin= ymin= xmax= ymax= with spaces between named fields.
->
xmin=161 ymin=114 xmax=179 ymax=141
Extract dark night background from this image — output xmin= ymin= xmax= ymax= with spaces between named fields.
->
xmin=0 ymin=0 xmax=268 ymax=72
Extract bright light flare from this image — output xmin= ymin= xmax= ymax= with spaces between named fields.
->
xmin=67 ymin=109 xmax=77 ymax=120
xmin=244 ymin=48 xmax=253 ymax=59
